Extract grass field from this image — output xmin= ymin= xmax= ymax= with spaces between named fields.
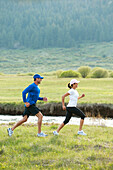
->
xmin=0 ymin=42 xmax=113 ymax=74
xmin=0 ymin=74 xmax=113 ymax=104
xmin=0 ymin=124 xmax=113 ymax=169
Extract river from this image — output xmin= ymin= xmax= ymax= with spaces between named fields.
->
xmin=0 ymin=115 xmax=113 ymax=127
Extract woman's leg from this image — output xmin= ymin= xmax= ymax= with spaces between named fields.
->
xmin=79 ymin=119 xmax=84 ymax=131
xmin=57 ymin=123 xmax=64 ymax=133
xmin=57 ymin=109 xmax=72 ymax=133
xmin=72 ymin=107 xmax=86 ymax=131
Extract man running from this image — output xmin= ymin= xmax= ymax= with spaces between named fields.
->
xmin=7 ymin=74 xmax=48 ymax=137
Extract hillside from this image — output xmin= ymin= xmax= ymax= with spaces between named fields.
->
xmin=0 ymin=0 xmax=113 ymax=49
xmin=0 ymin=42 xmax=113 ymax=73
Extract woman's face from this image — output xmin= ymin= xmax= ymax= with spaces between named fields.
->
xmin=72 ymin=83 xmax=78 ymax=89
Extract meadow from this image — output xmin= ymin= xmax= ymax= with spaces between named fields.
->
xmin=0 ymin=74 xmax=113 ymax=104
xmin=0 ymin=124 xmax=113 ymax=169
xmin=0 ymin=42 xmax=113 ymax=74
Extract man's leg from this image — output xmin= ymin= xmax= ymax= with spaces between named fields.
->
xmin=11 ymin=115 xmax=28 ymax=131
xmin=35 ymin=112 xmax=43 ymax=134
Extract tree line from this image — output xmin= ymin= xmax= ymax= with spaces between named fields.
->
xmin=0 ymin=0 xmax=113 ymax=49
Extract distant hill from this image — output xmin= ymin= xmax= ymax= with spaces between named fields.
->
xmin=0 ymin=0 xmax=113 ymax=49
xmin=0 ymin=42 xmax=113 ymax=74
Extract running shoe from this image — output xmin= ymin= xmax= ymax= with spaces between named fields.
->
xmin=77 ymin=130 xmax=87 ymax=136
xmin=7 ymin=128 xmax=13 ymax=137
xmin=37 ymin=132 xmax=48 ymax=137
xmin=53 ymin=131 xmax=59 ymax=136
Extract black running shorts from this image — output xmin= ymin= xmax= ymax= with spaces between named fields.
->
xmin=23 ymin=104 xmax=41 ymax=118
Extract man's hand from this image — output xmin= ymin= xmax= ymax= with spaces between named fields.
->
xmin=25 ymin=102 xmax=30 ymax=107
xmin=43 ymin=97 xmax=48 ymax=102
xmin=62 ymin=105 xmax=66 ymax=110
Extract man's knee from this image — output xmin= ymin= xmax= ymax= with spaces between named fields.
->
xmin=36 ymin=112 xmax=43 ymax=119
xmin=23 ymin=116 xmax=28 ymax=122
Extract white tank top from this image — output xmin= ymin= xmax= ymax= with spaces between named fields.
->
xmin=67 ymin=88 xmax=79 ymax=107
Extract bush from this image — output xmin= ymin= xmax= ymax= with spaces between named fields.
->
xmin=109 ymin=71 xmax=113 ymax=78
xmin=78 ymin=66 xmax=91 ymax=78
xmin=56 ymin=70 xmax=63 ymax=78
xmin=26 ymin=72 xmax=35 ymax=76
xmin=59 ymin=70 xmax=81 ymax=78
xmin=91 ymin=68 xmax=108 ymax=78
xmin=42 ymin=71 xmax=56 ymax=76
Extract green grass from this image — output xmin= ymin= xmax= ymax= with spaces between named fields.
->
xmin=1 ymin=74 xmax=113 ymax=104
xmin=0 ymin=42 xmax=113 ymax=74
xmin=0 ymin=124 xmax=113 ymax=169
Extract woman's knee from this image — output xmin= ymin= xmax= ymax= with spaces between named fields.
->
xmin=63 ymin=119 xmax=70 ymax=125
xmin=81 ymin=114 xmax=86 ymax=120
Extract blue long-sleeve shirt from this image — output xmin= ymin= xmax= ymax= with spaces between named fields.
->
xmin=22 ymin=83 xmax=43 ymax=105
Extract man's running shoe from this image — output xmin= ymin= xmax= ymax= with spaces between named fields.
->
xmin=53 ymin=131 xmax=59 ymax=136
xmin=7 ymin=128 xmax=13 ymax=137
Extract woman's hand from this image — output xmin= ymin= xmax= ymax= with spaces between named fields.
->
xmin=78 ymin=94 xmax=85 ymax=100
xmin=62 ymin=105 xmax=66 ymax=110
xmin=25 ymin=102 xmax=30 ymax=107
xmin=81 ymin=94 xmax=85 ymax=98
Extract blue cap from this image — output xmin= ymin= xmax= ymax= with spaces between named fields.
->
xmin=33 ymin=74 xmax=44 ymax=79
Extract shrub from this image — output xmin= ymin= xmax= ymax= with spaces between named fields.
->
xmin=59 ymin=70 xmax=81 ymax=78
xmin=78 ymin=66 xmax=91 ymax=78
xmin=109 ymin=71 xmax=113 ymax=78
xmin=56 ymin=70 xmax=63 ymax=78
xmin=91 ymin=68 xmax=108 ymax=78
xmin=26 ymin=72 xmax=35 ymax=76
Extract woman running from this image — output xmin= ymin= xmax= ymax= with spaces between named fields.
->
xmin=53 ymin=79 xmax=87 ymax=136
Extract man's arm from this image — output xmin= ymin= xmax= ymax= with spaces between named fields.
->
xmin=38 ymin=97 xmax=47 ymax=101
xmin=22 ymin=84 xmax=33 ymax=105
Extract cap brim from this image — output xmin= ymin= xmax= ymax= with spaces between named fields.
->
xmin=40 ymin=77 xmax=44 ymax=79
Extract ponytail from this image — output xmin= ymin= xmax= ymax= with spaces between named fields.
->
xmin=68 ymin=83 xmax=71 ymax=89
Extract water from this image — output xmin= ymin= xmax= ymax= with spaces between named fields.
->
xmin=0 ymin=115 xmax=113 ymax=127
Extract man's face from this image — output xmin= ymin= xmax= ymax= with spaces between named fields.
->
xmin=36 ymin=78 xmax=42 ymax=84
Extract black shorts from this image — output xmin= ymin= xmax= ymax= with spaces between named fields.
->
xmin=23 ymin=104 xmax=41 ymax=118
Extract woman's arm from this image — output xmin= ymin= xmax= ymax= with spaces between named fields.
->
xmin=78 ymin=94 xmax=85 ymax=100
xmin=62 ymin=92 xmax=70 ymax=110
